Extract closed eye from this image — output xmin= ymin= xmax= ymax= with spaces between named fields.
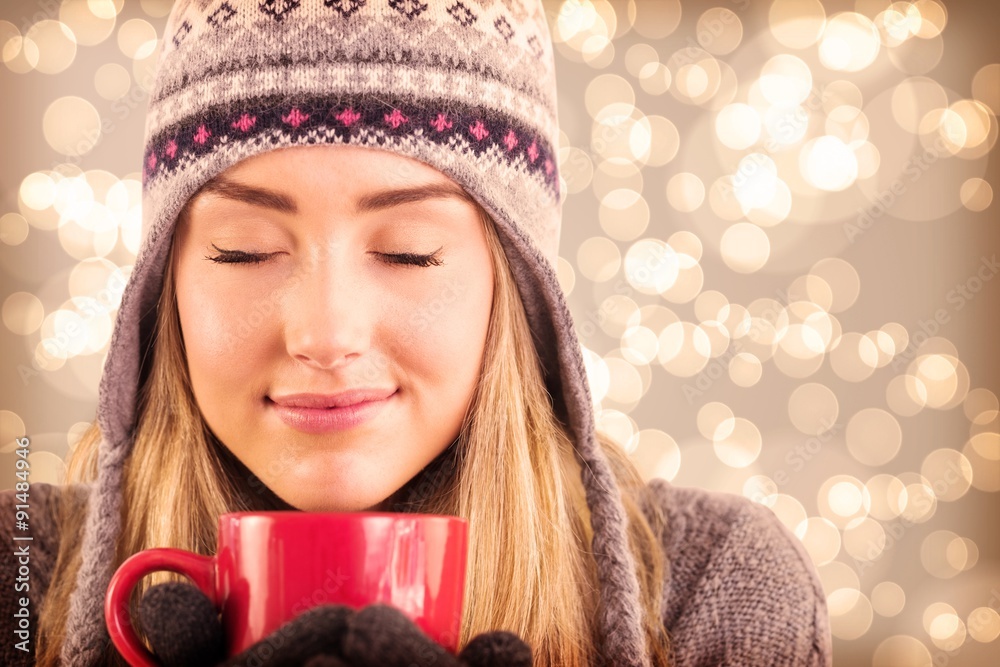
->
xmin=204 ymin=244 xmax=278 ymax=265
xmin=377 ymin=248 xmax=444 ymax=267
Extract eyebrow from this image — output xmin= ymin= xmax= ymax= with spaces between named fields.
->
xmin=196 ymin=176 xmax=476 ymax=216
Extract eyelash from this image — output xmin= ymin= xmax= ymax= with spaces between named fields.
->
xmin=204 ymin=244 xmax=444 ymax=268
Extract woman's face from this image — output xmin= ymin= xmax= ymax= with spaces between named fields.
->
xmin=172 ymin=145 xmax=494 ymax=512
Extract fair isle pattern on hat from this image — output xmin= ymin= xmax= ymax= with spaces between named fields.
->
xmin=142 ymin=96 xmax=560 ymax=196
xmin=65 ymin=1 xmax=653 ymax=666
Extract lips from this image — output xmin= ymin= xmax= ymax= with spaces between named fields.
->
xmin=267 ymin=388 xmax=398 ymax=433
xmin=269 ymin=388 xmax=398 ymax=409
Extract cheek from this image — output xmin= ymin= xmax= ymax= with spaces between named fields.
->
xmin=175 ymin=269 xmax=272 ymax=384
xmin=399 ymin=269 xmax=492 ymax=381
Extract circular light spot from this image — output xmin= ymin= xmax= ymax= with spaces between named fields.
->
xmin=630 ymin=429 xmax=681 ymax=482
xmin=27 ymin=451 xmax=67 ymax=485
xmin=60 ymin=0 xmax=116 ymax=46
xmin=729 ymin=352 xmax=762 ymax=387
xmin=2 ymin=292 xmax=44 ymax=336
xmin=19 ymin=172 xmax=56 ymax=210
xmin=695 ymin=7 xmax=743 ymax=56
xmin=577 ymin=236 xmax=621 ymax=283
xmin=801 ymin=136 xmax=858 ymax=191
xmin=871 ymin=582 xmax=906 ymax=617
xmin=140 ymin=0 xmax=174 ymax=18
xmin=599 ymin=189 xmax=648 ymax=241
xmin=117 ymin=18 xmax=157 ymax=60
xmin=94 ymin=62 xmax=130 ymax=100
xmin=809 ymin=258 xmax=860 ymax=313
xmin=631 ymin=0 xmax=681 ymax=40
xmin=661 ymin=254 xmax=704 ymax=304
xmin=891 ymin=76 xmax=949 ymax=133
xmin=899 ymin=473 xmax=938 ymax=523
xmin=604 ymin=358 xmax=644 ymax=406
xmin=0 ymin=410 xmax=26 ymax=453
xmin=971 ymin=63 xmax=1000 ymax=115
xmin=712 ymin=417 xmax=762 ymax=468
xmin=715 ymin=103 xmax=761 ymax=150
xmin=68 ymin=421 xmax=92 ymax=451
xmin=667 ymin=230 xmax=703 ymax=261
xmin=0 ymin=212 xmax=29 ymax=246
xmin=637 ymin=61 xmax=671 ymax=95
xmin=888 ymin=30 xmax=943 ymax=75
xmin=625 ymin=43 xmax=659 ymax=78
xmin=886 ymin=374 xmax=928 ymax=416
xmin=657 ymin=321 xmax=711 ymax=377
xmin=720 ymin=222 xmax=769 ymax=273
xmin=829 ymin=589 xmax=873 ymax=640
xmin=968 ymin=607 xmax=1000 ymax=643
xmin=556 ymin=256 xmax=576 ymax=295
xmin=760 ymin=54 xmax=813 ymax=106
xmin=43 ymin=96 xmax=102 ymax=157
xmin=583 ymin=346 xmax=610 ymax=405
xmin=912 ymin=353 xmax=967 ymax=409
xmin=825 ymin=105 xmax=869 ymax=148
xmin=872 ymin=635 xmax=931 ymax=666
xmin=830 ymin=332 xmax=878 ymax=382
xmin=624 ymin=238 xmax=679 ymax=294
xmin=3 ymin=34 xmax=39 ymax=74
xmin=847 ymin=408 xmax=902 ymax=466
xmin=842 ymin=517 xmax=886 ymax=562
xmin=968 ymin=432 xmax=1000 ymax=462
xmin=866 ymin=474 xmax=907 ymax=520
xmin=788 ymin=383 xmax=839 ymax=435
xmin=964 ymin=388 xmax=999 ymax=424
xmin=25 ymin=20 xmax=77 ymax=75
xmin=621 ymin=326 xmax=658 ymax=366
xmin=795 ymin=517 xmax=841 ymax=566
xmin=819 ymin=475 xmax=870 ymax=528
xmin=586 ymin=74 xmax=635 ymax=119
xmin=960 ymin=177 xmax=993 ymax=212
xmin=912 ymin=0 xmax=948 ymax=38
xmin=769 ymin=0 xmax=826 ymax=49
xmin=921 ymin=449 xmax=973 ymax=502
xmin=697 ymin=401 xmax=735 ymax=440
xmin=644 ymin=115 xmax=680 ymax=166
xmin=763 ymin=495 xmax=806 ymax=536
xmin=666 ymin=172 xmax=705 ymax=212
xmin=819 ymin=12 xmax=880 ymax=72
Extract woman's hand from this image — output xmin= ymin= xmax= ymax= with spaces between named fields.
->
xmin=138 ymin=582 xmax=531 ymax=667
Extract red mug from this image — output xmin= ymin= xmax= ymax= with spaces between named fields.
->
xmin=105 ymin=511 xmax=468 ymax=667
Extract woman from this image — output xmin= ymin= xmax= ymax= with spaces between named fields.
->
xmin=0 ymin=1 xmax=831 ymax=665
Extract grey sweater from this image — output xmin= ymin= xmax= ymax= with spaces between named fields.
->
xmin=1 ymin=480 xmax=831 ymax=666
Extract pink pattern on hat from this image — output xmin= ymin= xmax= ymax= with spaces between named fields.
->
xmin=282 ymin=108 xmax=309 ymax=127
xmin=430 ymin=113 xmax=453 ymax=132
xmin=384 ymin=108 xmax=408 ymax=128
xmin=146 ymin=153 xmax=157 ymax=170
xmin=232 ymin=113 xmax=257 ymax=132
xmin=193 ymin=125 xmax=212 ymax=144
xmin=527 ymin=139 xmax=539 ymax=163
xmin=165 ymin=139 xmax=177 ymax=159
xmin=469 ymin=120 xmax=489 ymax=141
xmin=336 ymin=107 xmax=361 ymax=126
xmin=503 ymin=129 xmax=519 ymax=151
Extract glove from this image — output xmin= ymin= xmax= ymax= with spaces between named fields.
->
xmin=138 ymin=581 xmax=532 ymax=667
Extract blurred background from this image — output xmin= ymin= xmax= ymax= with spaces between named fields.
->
xmin=0 ymin=0 xmax=997 ymax=665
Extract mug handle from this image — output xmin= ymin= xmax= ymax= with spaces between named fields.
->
xmin=104 ymin=548 xmax=218 ymax=667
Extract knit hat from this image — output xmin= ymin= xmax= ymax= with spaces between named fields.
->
xmin=65 ymin=1 xmax=649 ymax=665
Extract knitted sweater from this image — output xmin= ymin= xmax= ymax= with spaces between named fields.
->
xmin=1 ymin=480 xmax=832 ymax=666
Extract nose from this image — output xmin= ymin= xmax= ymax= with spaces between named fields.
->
xmin=282 ymin=247 xmax=372 ymax=370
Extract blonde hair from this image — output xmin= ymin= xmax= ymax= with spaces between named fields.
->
xmin=37 ymin=203 xmax=673 ymax=667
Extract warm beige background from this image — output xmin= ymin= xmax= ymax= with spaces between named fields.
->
xmin=1 ymin=1 xmax=998 ymax=665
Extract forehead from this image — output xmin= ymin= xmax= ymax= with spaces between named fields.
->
xmin=181 ymin=144 xmax=479 ymax=222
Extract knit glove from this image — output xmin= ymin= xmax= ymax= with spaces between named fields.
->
xmin=138 ymin=581 xmax=532 ymax=667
